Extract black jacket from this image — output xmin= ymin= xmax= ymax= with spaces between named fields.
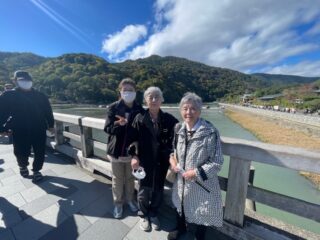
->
xmin=104 ymin=100 xmax=144 ymax=158
xmin=131 ymin=109 xmax=178 ymax=190
xmin=0 ymin=88 xmax=54 ymax=134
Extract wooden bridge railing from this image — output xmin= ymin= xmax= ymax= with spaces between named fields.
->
xmin=51 ymin=112 xmax=320 ymax=237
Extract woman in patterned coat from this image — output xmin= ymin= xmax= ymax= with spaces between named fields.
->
xmin=168 ymin=92 xmax=224 ymax=240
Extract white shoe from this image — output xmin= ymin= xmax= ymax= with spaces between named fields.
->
xmin=150 ymin=216 xmax=160 ymax=230
xmin=128 ymin=201 xmax=138 ymax=212
xmin=113 ymin=205 xmax=123 ymax=219
xmin=139 ymin=217 xmax=151 ymax=231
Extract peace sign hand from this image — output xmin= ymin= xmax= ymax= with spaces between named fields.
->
xmin=115 ymin=115 xmax=128 ymax=126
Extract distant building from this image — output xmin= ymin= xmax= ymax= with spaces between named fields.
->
xmin=313 ymin=89 xmax=320 ymax=95
xmin=258 ymin=93 xmax=283 ymax=101
xmin=294 ymin=98 xmax=304 ymax=104
xmin=241 ymin=94 xmax=254 ymax=103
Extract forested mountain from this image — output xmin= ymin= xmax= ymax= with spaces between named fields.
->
xmin=0 ymin=52 xmax=46 ymax=83
xmin=0 ymin=51 xmax=319 ymax=103
xmin=114 ymin=55 xmax=267 ymax=102
xmin=251 ymin=73 xmax=319 ymax=85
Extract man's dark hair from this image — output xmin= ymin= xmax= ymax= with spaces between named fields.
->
xmin=118 ymin=78 xmax=136 ymax=91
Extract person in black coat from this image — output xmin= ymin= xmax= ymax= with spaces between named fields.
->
xmin=131 ymin=86 xmax=178 ymax=232
xmin=0 ymin=70 xmax=54 ymax=182
xmin=104 ymin=78 xmax=144 ymax=219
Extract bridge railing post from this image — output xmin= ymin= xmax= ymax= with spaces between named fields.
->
xmin=246 ymin=166 xmax=256 ymax=211
xmin=54 ymin=120 xmax=64 ymax=145
xmin=224 ymin=156 xmax=251 ymax=227
xmin=79 ymin=117 xmax=93 ymax=157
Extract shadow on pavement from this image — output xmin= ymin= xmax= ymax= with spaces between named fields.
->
xmin=0 ymin=196 xmax=52 ymax=239
xmin=0 ymin=148 xmax=229 ymax=239
xmin=0 ymin=159 xmax=4 ymax=173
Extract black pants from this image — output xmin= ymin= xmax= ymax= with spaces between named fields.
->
xmin=175 ymin=209 xmax=207 ymax=240
xmin=13 ymin=130 xmax=47 ymax=172
xmin=137 ymin=186 xmax=163 ymax=218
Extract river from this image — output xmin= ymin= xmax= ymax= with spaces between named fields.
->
xmin=53 ymin=104 xmax=320 ymax=234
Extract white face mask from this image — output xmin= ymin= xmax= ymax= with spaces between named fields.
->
xmin=17 ymin=80 xmax=32 ymax=90
xmin=121 ymin=91 xmax=136 ymax=103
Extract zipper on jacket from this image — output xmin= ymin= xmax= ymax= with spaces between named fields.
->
xmin=181 ymin=130 xmax=188 ymax=209
xmin=181 ymin=130 xmax=210 ymax=196
xmin=120 ymin=120 xmax=129 ymax=156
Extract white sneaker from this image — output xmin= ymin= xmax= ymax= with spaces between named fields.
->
xmin=113 ymin=205 xmax=123 ymax=219
xmin=150 ymin=216 xmax=160 ymax=230
xmin=128 ymin=201 xmax=138 ymax=212
xmin=139 ymin=217 xmax=151 ymax=231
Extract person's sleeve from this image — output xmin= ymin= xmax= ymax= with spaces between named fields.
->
xmin=127 ymin=115 xmax=140 ymax=156
xmin=0 ymin=94 xmax=10 ymax=132
xmin=195 ymin=130 xmax=224 ymax=181
xmin=43 ymin=95 xmax=54 ymax=128
xmin=103 ymin=105 xmax=121 ymax=135
xmin=168 ymin=117 xmax=180 ymax=153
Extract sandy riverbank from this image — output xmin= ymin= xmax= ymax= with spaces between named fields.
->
xmin=224 ymin=109 xmax=320 ymax=189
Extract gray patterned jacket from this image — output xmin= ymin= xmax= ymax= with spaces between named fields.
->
xmin=171 ymin=118 xmax=224 ymax=227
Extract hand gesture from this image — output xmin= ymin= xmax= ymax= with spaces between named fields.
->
xmin=115 ymin=115 xmax=128 ymax=126
xmin=131 ymin=156 xmax=140 ymax=170
xmin=48 ymin=128 xmax=55 ymax=135
xmin=0 ymin=130 xmax=12 ymax=137
xmin=182 ymin=169 xmax=197 ymax=181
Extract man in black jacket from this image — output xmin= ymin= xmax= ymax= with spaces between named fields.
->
xmin=0 ymin=70 xmax=54 ymax=182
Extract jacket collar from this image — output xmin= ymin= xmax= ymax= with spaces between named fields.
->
xmin=177 ymin=118 xmax=215 ymax=139
xmin=116 ymin=99 xmax=140 ymax=111
xmin=142 ymin=109 xmax=164 ymax=137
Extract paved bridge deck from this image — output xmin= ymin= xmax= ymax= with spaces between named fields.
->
xmin=0 ymin=140 xmax=228 ymax=240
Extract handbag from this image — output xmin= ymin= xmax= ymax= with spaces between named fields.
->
xmin=166 ymin=167 xmax=177 ymax=184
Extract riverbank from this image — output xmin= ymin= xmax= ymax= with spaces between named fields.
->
xmin=224 ymin=108 xmax=320 ymax=189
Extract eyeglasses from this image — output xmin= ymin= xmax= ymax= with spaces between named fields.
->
xmin=147 ymin=95 xmax=161 ymax=101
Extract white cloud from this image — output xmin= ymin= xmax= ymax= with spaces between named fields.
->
xmin=101 ymin=25 xmax=147 ymax=60
xmin=265 ymin=61 xmax=320 ymax=77
xmin=306 ymin=21 xmax=320 ymax=35
xmin=102 ymin=0 xmax=320 ymax=76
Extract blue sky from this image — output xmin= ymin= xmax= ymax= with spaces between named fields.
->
xmin=1 ymin=0 xmax=320 ymax=77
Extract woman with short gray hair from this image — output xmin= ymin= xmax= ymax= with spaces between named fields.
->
xmin=131 ymin=86 xmax=178 ymax=232
xmin=179 ymin=92 xmax=202 ymax=111
xmin=143 ymin=86 xmax=164 ymax=103
xmin=168 ymin=92 xmax=224 ymax=240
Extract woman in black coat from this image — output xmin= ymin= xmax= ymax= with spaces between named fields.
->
xmin=131 ymin=86 xmax=178 ymax=232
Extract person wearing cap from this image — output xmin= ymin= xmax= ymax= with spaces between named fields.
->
xmin=4 ymin=83 xmax=14 ymax=91
xmin=104 ymin=78 xmax=144 ymax=219
xmin=0 ymin=70 xmax=54 ymax=182
xmin=130 ymin=86 xmax=178 ymax=232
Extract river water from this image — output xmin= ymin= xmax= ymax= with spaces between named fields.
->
xmin=53 ymin=105 xmax=320 ymax=234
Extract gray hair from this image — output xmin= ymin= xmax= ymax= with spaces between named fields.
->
xmin=179 ymin=92 xmax=202 ymax=111
xmin=144 ymin=86 xmax=164 ymax=102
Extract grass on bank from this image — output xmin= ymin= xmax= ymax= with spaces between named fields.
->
xmin=224 ymin=109 xmax=320 ymax=189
